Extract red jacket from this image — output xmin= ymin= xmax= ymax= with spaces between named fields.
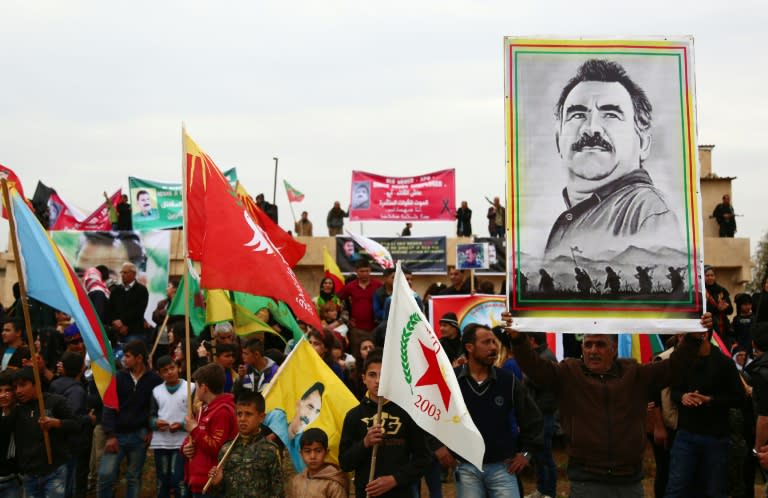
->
xmin=182 ymin=393 xmax=237 ymax=493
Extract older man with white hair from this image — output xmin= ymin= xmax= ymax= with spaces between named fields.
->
xmin=107 ymin=262 xmax=149 ymax=346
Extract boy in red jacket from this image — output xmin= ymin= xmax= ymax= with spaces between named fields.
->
xmin=181 ymin=363 xmax=237 ymax=497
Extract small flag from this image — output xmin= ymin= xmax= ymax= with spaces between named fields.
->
xmin=263 ymin=339 xmax=358 ymax=471
xmin=166 ymin=265 xmax=207 ymax=335
xmin=379 ymin=262 xmax=485 ymax=470
xmin=345 ymin=230 xmax=394 ymax=269
xmin=283 ymin=180 xmax=305 ymax=203
xmin=322 ymin=247 xmax=345 ymax=293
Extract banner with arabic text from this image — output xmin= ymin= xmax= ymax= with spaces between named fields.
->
xmin=336 ymin=236 xmax=446 ymax=274
xmin=349 ymin=169 xmax=455 ymax=221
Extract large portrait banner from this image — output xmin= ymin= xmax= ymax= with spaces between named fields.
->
xmin=505 ymin=37 xmax=704 ymax=333
xmin=349 ymin=169 xmax=455 ymax=221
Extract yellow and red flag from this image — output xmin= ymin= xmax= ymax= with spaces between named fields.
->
xmin=183 ymin=128 xmax=322 ymax=331
xmin=322 ymin=246 xmax=345 ymax=293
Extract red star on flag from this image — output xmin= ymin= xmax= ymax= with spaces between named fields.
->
xmin=414 ymin=340 xmax=452 ymax=410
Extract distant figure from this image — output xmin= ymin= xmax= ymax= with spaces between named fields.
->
xmin=667 ymin=266 xmax=685 ymax=294
xmin=635 ymin=266 xmax=653 ymax=294
xmin=294 ymin=211 xmax=313 ymax=236
xmin=456 ymin=201 xmax=473 ymax=237
xmin=539 ymin=269 xmax=555 ymax=294
xmin=401 ymin=223 xmax=412 ymax=236
xmin=604 ymin=266 xmax=621 ymax=294
xmin=116 ymin=194 xmax=132 ymax=230
xmin=712 ymin=194 xmax=736 ymax=237
xmin=575 ymin=268 xmax=593 ymax=295
xmin=255 ymin=193 xmax=278 ymax=223
xmin=487 ymin=197 xmax=505 ymax=238
xmin=326 ymin=201 xmax=348 ymax=236
xmin=517 ymin=270 xmax=528 ymax=294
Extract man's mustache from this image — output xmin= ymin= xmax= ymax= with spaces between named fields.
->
xmin=571 ymin=133 xmax=613 ymax=153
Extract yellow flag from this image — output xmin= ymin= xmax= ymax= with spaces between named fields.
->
xmin=263 ymin=340 xmax=359 ymax=471
xmin=205 ymin=289 xmax=276 ymax=337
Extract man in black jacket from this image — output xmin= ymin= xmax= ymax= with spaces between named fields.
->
xmin=340 ymin=349 xmax=431 ymax=497
xmin=0 ymin=367 xmax=78 ymax=498
xmin=434 ymin=323 xmax=544 ymax=497
xmin=108 ymin=262 xmax=149 ymax=345
xmin=97 ymin=340 xmax=161 ymax=498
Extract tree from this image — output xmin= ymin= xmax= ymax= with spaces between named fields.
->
xmin=749 ymin=231 xmax=768 ymax=292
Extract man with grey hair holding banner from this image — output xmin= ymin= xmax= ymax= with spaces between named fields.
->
xmin=545 ymin=59 xmax=684 ymax=261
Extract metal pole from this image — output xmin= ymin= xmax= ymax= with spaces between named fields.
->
xmin=272 ymin=157 xmax=279 ymax=204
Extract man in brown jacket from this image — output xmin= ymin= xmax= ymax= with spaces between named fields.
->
xmin=502 ymin=312 xmax=712 ymax=498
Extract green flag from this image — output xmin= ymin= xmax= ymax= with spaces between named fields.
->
xmin=167 ymin=270 xmax=207 ymax=335
xmin=232 ymin=292 xmax=304 ymax=342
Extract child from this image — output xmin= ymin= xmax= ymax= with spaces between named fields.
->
xmin=339 ymin=349 xmax=430 ymax=498
xmin=290 ymin=428 xmax=349 ymax=498
xmin=207 ymin=390 xmax=283 ymax=496
xmin=213 ymin=343 xmax=238 ymax=393
xmin=234 ymin=338 xmax=278 ymax=396
xmin=181 ymin=363 xmax=237 ymax=497
xmin=0 ymin=371 xmax=20 ymax=497
xmin=732 ymin=293 xmax=754 ymax=355
xmin=151 ymin=355 xmax=194 ymax=498
xmin=1 ymin=367 xmax=78 ymax=498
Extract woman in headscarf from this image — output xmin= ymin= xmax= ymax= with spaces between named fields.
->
xmin=83 ymin=267 xmax=110 ymax=324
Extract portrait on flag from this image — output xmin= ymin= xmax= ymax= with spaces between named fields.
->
xmin=505 ymin=37 xmax=704 ymax=333
xmin=348 ymin=169 xmax=456 ymax=221
xmin=52 ymin=230 xmax=171 ymax=326
xmin=131 ymin=186 xmax=158 ymax=221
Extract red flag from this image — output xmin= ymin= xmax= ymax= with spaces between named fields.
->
xmin=51 ymin=189 xmax=121 ymax=231
xmin=0 ymin=164 xmax=25 ymax=218
xmin=183 ymin=129 xmax=322 ymax=331
xmin=236 ymin=183 xmax=306 ymax=268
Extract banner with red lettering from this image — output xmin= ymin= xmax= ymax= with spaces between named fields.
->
xmin=349 ymin=169 xmax=455 ymax=221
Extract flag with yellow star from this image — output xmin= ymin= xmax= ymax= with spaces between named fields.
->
xmin=379 ymin=262 xmax=485 ymax=470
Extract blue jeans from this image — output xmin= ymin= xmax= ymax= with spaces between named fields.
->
xmin=0 ymin=478 xmax=21 ymax=498
xmin=665 ymin=429 xmax=729 ymax=498
xmin=456 ymin=461 xmax=520 ymax=498
xmin=420 ymin=456 xmax=443 ymax=498
xmin=97 ymin=428 xmax=148 ymax=498
xmin=155 ymin=448 xmax=188 ymax=498
xmin=532 ymin=414 xmax=557 ymax=497
xmin=21 ymin=464 xmax=67 ymax=498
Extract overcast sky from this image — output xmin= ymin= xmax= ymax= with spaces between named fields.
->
xmin=1 ymin=0 xmax=764 ymax=256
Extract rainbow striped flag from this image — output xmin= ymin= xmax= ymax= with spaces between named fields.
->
xmin=618 ymin=334 xmax=667 ymax=363
xmin=7 ymin=186 xmax=118 ymax=409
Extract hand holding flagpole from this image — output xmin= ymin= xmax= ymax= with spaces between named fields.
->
xmin=1 ymin=179 xmax=53 ymax=464
xmin=202 ymin=433 xmax=240 ymax=493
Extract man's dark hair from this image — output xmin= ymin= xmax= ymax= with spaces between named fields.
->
xmin=3 ymin=318 xmax=23 ymax=334
xmin=236 ymin=390 xmax=266 ymax=412
xmin=461 ymin=323 xmax=491 ymax=354
xmin=300 ymin=427 xmax=329 ymax=449
xmin=95 ymin=265 xmax=111 ymax=282
xmin=60 ymin=351 xmax=84 ymax=377
xmin=530 ymin=332 xmax=548 ymax=346
xmin=215 ymin=343 xmax=236 ymax=357
xmin=156 ymin=355 xmax=174 ymax=370
xmin=243 ymin=338 xmax=265 ymax=355
xmin=753 ymin=323 xmax=768 ymax=352
xmin=123 ymin=340 xmax=147 ymax=363
xmin=193 ymin=363 xmax=225 ymax=394
xmin=355 ymin=259 xmax=371 ymax=270
xmin=555 ymin=59 xmax=652 ymax=134
xmin=364 ymin=348 xmax=383 ymax=373
xmin=382 ymin=268 xmax=396 ymax=277
xmin=301 ymin=381 xmax=325 ymax=400
xmin=136 ymin=189 xmax=149 ymax=201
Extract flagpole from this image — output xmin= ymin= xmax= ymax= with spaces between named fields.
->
xmin=1 ymin=179 xmax=53 ymax=465
xmin=181 ymin=125 xmax=193 ymax=416
xmin=148 ymin=312 xmax=171 ymax=368
xmin=202 ymin=432 xmax=240 ymax=493
xmin=366 ymin=396 xmax=384 ymax=498
xmin=470 ymin=269 xmax=475 ymax=295
xmin=272 ymin=157 xmax=279 ymax=204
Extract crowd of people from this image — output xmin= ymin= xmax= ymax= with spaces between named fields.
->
xmin=0 ymin=230 xmax=766 ymax=498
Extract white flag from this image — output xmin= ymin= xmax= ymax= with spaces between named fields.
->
xmin=345 ymin=230 xmax=394 ymax=268
xmin=379 ymin=262 xmax=485 ymax=469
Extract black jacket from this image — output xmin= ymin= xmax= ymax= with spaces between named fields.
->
xmin=102 ymin=369 xmax=162 ymax=437
xmin=339 ymin=396 xmax=431 ymax=498
xmin=49 ymin=376 xmax=92 ymax=453
xmin=108 ymin=283 xmax=149 ymax=337
xmin=0 ymin=393 xmax=78 ymax=475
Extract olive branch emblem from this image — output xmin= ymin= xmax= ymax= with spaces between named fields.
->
xmin=400 ymin=312 xmax=421 ymax=394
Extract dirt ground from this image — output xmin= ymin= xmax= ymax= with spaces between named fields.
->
xmin=110 ymin=443 xmax=763 ymax=497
